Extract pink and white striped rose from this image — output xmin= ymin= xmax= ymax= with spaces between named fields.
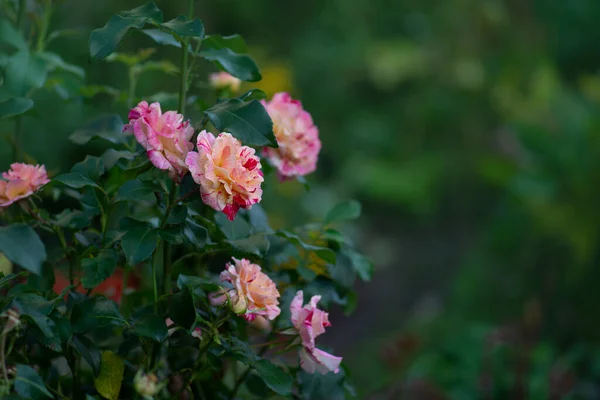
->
xmin=219 ymin=258 xmax=280 ymax=321
xmin=289 ymin=290 xmax=342 ymax=374
xmin=185 ymin=130 xmax=263 ymax=221
xmin=124 ymin=101 xmax=194 ymax=182
xmin=262 ymin=93 xmax=321 ymax=179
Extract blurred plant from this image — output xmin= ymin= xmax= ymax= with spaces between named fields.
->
xmin=0 ymin=1 xmax=372 ymax=399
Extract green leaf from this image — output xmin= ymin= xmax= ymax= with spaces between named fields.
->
xmin=0 ymin=272 xmax=27 ymax=289
xmin=14 ymin=365 xmax=53 ymax=399
xmin=161 ymin=15 xmax=204 ymax=38
xmin=72 ymin=155 xmax=106 ymax=181
xmin=121 ymin=227 xmax=158 ymax=265
xmin=247 ymin=204 xmax=273 ymax=234
xmin=0 ymin=224 xmax=46 ymax=275
xmin=71 ymin=297 xmax=126 ymax=333
xmin=203 ymin=34 xmax=248 ymax=54
xmin=54 ymin=172 xmax=101 ymax=189
xmin=2 ymin=50 xmax=47 ymax=96
xmin=199 ymin=48 xmax=261 ymax=82
xmin=204 ymin=99 xmax=276 ymax=147
xmin=89 ymin=2 xmax=163 ymax=61
xmin=69 ymin=114 xmax=126 ymax=145
xmin=277 ymin=231 xmax=336 ymax=264
xmin=81 ymin=250 xmax=118 ymax=289
xmin=158 ymin=226 xmax=184 ymax=245
xmin=36 ymin=51 xmax=85 ymax=79
xmin=26 ymin=313 xmax=62 ymax=352
xmin=239 ymin=89 xmax=267 ymax=102
xmin=170 ymin=286 xmax=195 ymax=330
xmin=94 ymin=351 xmax=124 ymax=400
xmin=229 ymin=235 xmax=270 ymax=256
xmin=13 ymin=293 xmax=54 ymax=315
xmin=215 ymin=212 xmax=250 ymax=240
xmin=0 ymin=97 xmax=33 ymax=120
xmin=0 ymin=19 xmax=27 ymax=50
xmin=141 ymin=29 xmax=181 ymax=47
xmin=177 ymin=274 xmax=220 ymax=298
xmin=254 ymin=359 xmax=293 ymax=396
xmin=101 ymin=149 xmax=137 ymax=169
xmin=132 ymin=314 xmax=168 ymax=342
xmin=183 ymin=220 xmax=208 ymax=249
xmin=346 ymin=250 xmax=373 ymax=281
xmin=298 ymin=369 xmax=348 ymax=400
xmin=73 ymin=335 xmax=102 ymax=376
xmin=115 ymin=179 xmax=159 ymax=202
xmin=167 ymin=205 xmax=187 ymax=224
xmin=323 ymin=200 xmax=362 ymax=225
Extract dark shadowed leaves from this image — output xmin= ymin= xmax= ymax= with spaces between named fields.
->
xmin=15 ymin=365 xmax=52 ymax=399
xmin=254 ymin=359 xmax=293 ymax=396
xmin=89 ymin=2 xmax=163 ymax=61
xmin=121 ymin=226 xmax=158 ymax=265
xmin=132 ymin=314 xmax=168 ymax=342
xmin=73 ymin=335 xmax=102 ymax=376
xmin=81 ymin=250 xmax=118 ymax=289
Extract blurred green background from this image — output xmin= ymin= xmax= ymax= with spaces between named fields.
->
xmin=4 ymin=0 xmax=600 ymax=398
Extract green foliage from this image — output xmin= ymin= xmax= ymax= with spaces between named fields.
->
xmin=81 ymin=250 xmax=118 ymax=289
xmin=254 ymin=359 xmax=293 ymax=395
xmin=0 ymin=2 xmax=369 ymax=399
xmin=89 ymin=2 xmax=163 ymax=61
xmin=120 ymin=226 xmax=158 ymax=265
xmin=14 ymin=365 xmax=52 ymax=399
xmin=0 ymin=224 xmax=46 ymax=275
xmin=0 ymin=98 xmax=33 ymax=119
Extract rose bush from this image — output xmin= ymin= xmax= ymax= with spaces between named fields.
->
xmin=0 ymin=1 xmax=371 ymax=399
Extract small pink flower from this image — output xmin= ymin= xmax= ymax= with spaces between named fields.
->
xmin=191 ymin=327 xmax=202 ymax=339
xmin=185 ymin=131 xmax=263 ymax=221
xmin=262 ymin=93 xmax=321 ymax=179
xmin=219 ymin=258 xmax=280 ymax=321
xmin=209 ymin=72 xmax=241 ymax=93
xmin=290 ymin=290 xmax=342 ymax=374
xmin=0 ymin=163 xmax=50 ymax=208
xmin=124 ymin=101 xmax=194 ymax=182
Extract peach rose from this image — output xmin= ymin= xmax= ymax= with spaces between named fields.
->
xmin=209 ymin=72 xmax=241 ymax=93
xmin=0 ymin=163 xmax=50 ymax=208
xmin=219 ymin=258 xmax=280 ymax=321
xmin=262 ymin=93 xmax=321 ymax=179
xmin=185 ymin=131 xmax=263 ymax=221
xmin=290 ymin=290 xmax=342 ymax=374
xmin=124 ymin=101 xmax=194 ymax=182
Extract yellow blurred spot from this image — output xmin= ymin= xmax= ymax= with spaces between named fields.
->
xmin=0 ymin=253 xmax=13 ymax=276
xmin=244 ymin=61 xmax=293 ymax=97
